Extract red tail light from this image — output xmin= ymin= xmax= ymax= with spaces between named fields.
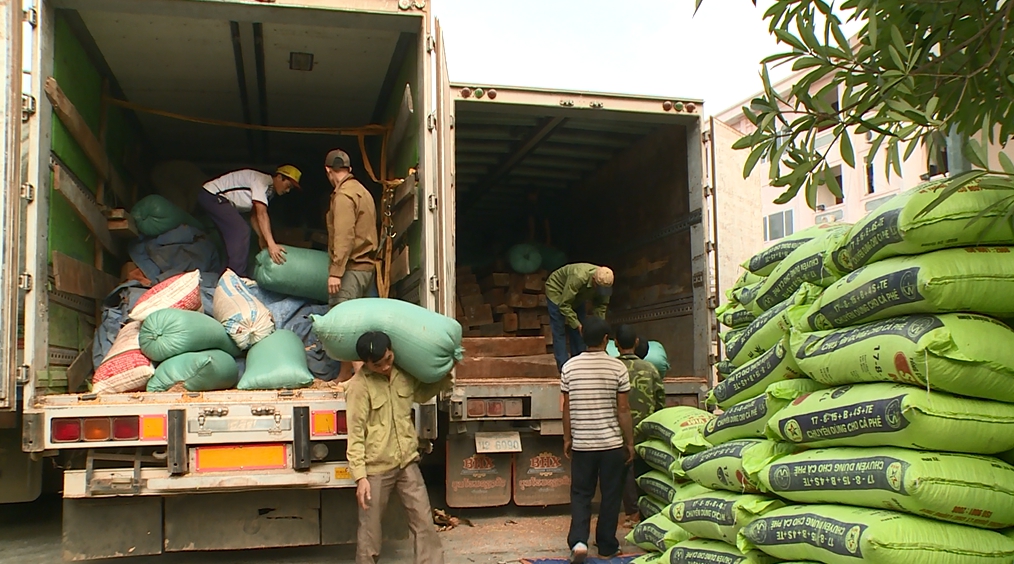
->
xmin=335 ymin=411 xmax=348 ymax=435
xmin=83 ymin=418 xmax=111 ymax=441
xmin=52 ymin=419 xmax=82 ymax=442
xmin=112 ymin=417 xmax=140 ymax=440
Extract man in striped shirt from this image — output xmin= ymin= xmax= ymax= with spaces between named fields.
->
xmin=561 ymin=317 xmax=634 ymax=563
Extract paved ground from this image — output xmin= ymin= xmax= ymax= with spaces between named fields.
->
xmin=0 ymin=494 xmax=640 ymax=564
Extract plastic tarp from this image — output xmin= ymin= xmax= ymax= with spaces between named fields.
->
xmin=128 ymin=225 xmax=223 ymax=286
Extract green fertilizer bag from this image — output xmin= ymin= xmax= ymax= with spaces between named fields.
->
xmin=637 ymin=471 xmax=680 ymax=503
xmin=666 ymin=489 xmax=784 ymax=544
xmin=716 ymin=360 xmax=736 ymax=381
xmin=606 ymin=340 xmax=671 ymax=375
xmin=146 ymin=350 xmax=239 ymax=392
xmin=730 ymin=280 xmax=764 ymax=312
xmin=790 ymin=313 xmax=1014 ymax=403
xmin=743 ymin=223 xmax=845 ymax=276
xmin=639 ymin=495 xmax=667 ymax=519
xmin=738 ymin=504 xmax=1014 ymax=564
xmin=507 ymin=243 xmax=542 ymax=274
xmin=312 ymin=298 xmax=463 ymax=384
xmin=131 ymin=194 xmax=202 ymax=237
xmin=139 ymin=309 xmax=241 ymax=362
xmin=711 ymin=337 xmax=805 ymax=409
xmin=832 ymin=177 xmax=1014 ymax=272
xmin=748 ymin=446 xmax=1014 ymax=529
xmin=799 ymin=246 xmax=1014 ymax=331
xmin=749 ymin=223 xmax=851 ymax=314
xmin=638 ymin=407 xmax=715 ymax=449
xmin=626 ymin=512 xmax=685 ymax=552
xmin=726 ymin=283 xmax=823 ymax=367
xmin=636 ymin=439 xmax=681 ymax=475
xmin=663 ymin=538 xmax=780 ymax=564
xmin=718 ymin=303 xmax=757 ymax=329
xmin=767 ymin=382 xmax=1014 ymax=454
xmin=237 ymin=329 xmax=313 ymax=390
xmin=703 ymin=379 xmax=826 ymax=446
xmin=734 ymin=270 xmax=765 ymax=290
xmin=678 ymin=439 xmax=794 ymax=495
xmin=253 ymin=246 xmax=330 ymax=302
xmin=535 ymin=245 xmax=567 ymax=273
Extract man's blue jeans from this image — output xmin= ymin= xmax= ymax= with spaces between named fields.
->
xmin=547 ymin=299 xmax=586 ymax=371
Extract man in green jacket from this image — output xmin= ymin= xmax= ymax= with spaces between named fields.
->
xmin=545 ymin=263 xmax=614 ymax=371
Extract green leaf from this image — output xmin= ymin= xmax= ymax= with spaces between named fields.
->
xmin=744 ymin=144 xmax=767 ymax=177
xmin=774 ymin=184 xmax=802 ymax=205
xmin=999 ymin=152 xmax=1014 ymax=175
xmin=887 ymin=46 xmax=905 ymax=70
xmin=890 ymin=142 xmax=903 ymax=177
xmin=791 ymin=56 xmax=826 ymax=71
xmin=964 ymin=139 xmax=988 ymax=169
xmin=840 ymin=128 xmax=856 ymax=168
xmin=831 ymin=21 xmax=853 ymax=57
xmin=799 ymin=18 xmax=822 ymax=52
xmin=889 ymin=25 xmax=908 ymax=60
xmin=773 ymin=29 xmax=808 ymax=52
xmin=824 ymin=166 xmax=843 ymax=198
xmin=868 ymin=16 xmax=878 ymax=47
xmin=694 ymin=0 xmax=704 ymax=15
xmin=1007 ymin=74 xmax=1014 ymax=85
xmin=915 ymin=170 xmax=987 ymax=218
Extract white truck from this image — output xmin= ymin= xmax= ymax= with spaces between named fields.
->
xmin=0 ymin=0 xmax=750 ymax=558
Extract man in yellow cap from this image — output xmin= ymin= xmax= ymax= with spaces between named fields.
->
xmin=545 ymin=263 xmax=615 ymax=371
xmin=197 ymin=165 xmax=301 ymax=277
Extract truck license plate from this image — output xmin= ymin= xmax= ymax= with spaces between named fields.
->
xmin=475 ymin=431 xmax=522 ymax=453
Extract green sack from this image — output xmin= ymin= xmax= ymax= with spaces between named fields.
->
xmin=726 ymin=283 xmax=823 ymax=367
xmin=536 ymin=245 xmax=567 ymax=273
xmin=768 ymin=382 xmax=1014 ymax=454
xmin=678 ymin=439 xmax=793 ymax=495
xmin=666 ymin=489 xmax=784 ymax=544
xmin=716 ymin=360 xmax=736 ymax=380
xmin=663 ymin=539 xmax=780 ymax=564
xmin=738 ymin=504 xmax=1014 ymax=564
xmin=800 ymin=246 xmax=1014 ymax=331
xmin=636 ymin=439 xmax=681 ymax=475
xmin=237 ymin=329 xmax=313 ymax=390
xmin=639 ymin=495 xmax=667 ymax=519
xmin=146 ymin=350 xmax=239 ymax=392
xmin=734 ymin=270 xmax=764 ymax=290
xmin=626 ymin=512 xmax=683 ymax=552
xmin=730 ymin=280 xmax=764 ymax=313
xmin=139 ymin=309 xmax=241 ymax=362
xmin=791 ymin=313 xmax=1014 ymax=403
xmin=312 ymin=298 xmax=463 ymax=384
xmin=703 ymin=379 xmax=826 ymax=446
xmin=718 ymin=303 xmax=757 ymax=329
xmin=748 ymin=446 xmax=1014 ymax=529
xmin=749 ymin=224 xmax=851 ymax=314
xmin=711 ymin=337 xmax=805 ymax=409
xmin=606 ymin=340 xmax=671 ymax=376
xmin=131 ymin=194 xmax=202 ymax=237
xmin=833 ymin=177 xmax=1014 ymax=272
xmin=637 ymin=471 xmax=680 ymax=503
xmin=743 ymin=223 xmax=846 ymax=275
xmin=253 ymin=246 xmax=330 ymax=302
xmin=638 ymin=406 xmax=715 ymax=446
xmin=660 ymin=526 xmax=693 ymax=552
xmin=507 ymin=243 xmax=542 ymax=274
xmin=721 ymin=328 xmax=747 ymax=348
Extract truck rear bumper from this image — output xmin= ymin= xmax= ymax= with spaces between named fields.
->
xmin=63 ymin=462 xmax=356 ymax=498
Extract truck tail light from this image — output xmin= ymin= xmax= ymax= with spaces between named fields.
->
xmin=52 ymin=418 xmax=81 ymax=442
xmin=140 ymin=415 xmax=167 ymax=440
xmin=336 ymin=411 xmax=348 ymax=435
xmin=83 ymin=418 xmax=111 ymax=441
xmin=112 ymin=417 xmax=140 ymax=440
xmin=485 ymin=399 xmax=505 ymax=417
xmin=466 ymin=399 xmax=485 ymax=417
xmin=504 ymin=398 xmax=524 ymax=417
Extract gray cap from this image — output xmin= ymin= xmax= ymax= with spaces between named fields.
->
xmin=325 ymin=149 xmax=351 ymax=169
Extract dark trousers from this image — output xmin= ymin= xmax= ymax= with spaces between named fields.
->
xmin=568 ymin=447 xmax=626 ymax=556
xmin=548 ymin=299 xmax=586 ymax=371
xmin=197 ymin=188 xmax=250 ymax=277
xmin=622 ymin=457 xmax=651 ymax=516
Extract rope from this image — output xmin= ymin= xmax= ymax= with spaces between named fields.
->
xmin=104 ymin=97 xmax=389 ymax=137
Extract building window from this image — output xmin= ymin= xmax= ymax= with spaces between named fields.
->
xmin=866 ymin=160 xmax=875 ymax=194
xmin=764 ymin=210 xmax=794 ymax=242
xmin=816 ymin=166 xmax=845 ymax=210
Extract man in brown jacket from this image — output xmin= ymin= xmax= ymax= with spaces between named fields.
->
xmin=325 ymin=149 xmax=379 ymax=306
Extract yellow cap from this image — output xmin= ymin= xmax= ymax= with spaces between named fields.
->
xmin=275 ymin=165 xmax=302 ymax=188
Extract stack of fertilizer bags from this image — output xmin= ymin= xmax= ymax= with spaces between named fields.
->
xmin=91 ymin=269 xmax=317 ymax=393
xmin=698 ymin=174 xmax=1014 ymax=564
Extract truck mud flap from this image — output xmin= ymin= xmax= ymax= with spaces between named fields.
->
xmin=63 ymin=497 xmax=163 ymax=560
xmin=445 ymin=434 xmax=511 ymax=508
xmin=513 ymin=434 xmax=571 ymax=506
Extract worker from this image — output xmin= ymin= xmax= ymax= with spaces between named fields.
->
xmin=545 ymin=263 xmax=614 ymax=371
xmin=197 ymin=166 xmax=302 ymax=277
xmin=346 ymin=331 xmax=449 ymax=564
xmin=561 ymin=317 xmax=634 ymax=564
xmin=613 ymin=325 xmax=664 ymax=528
xmin=324 ymin=149 xmax=378 ymax=305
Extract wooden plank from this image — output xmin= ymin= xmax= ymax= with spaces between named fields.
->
xmin=458 ymin=283 xmax=482 ymax=297
xmin=460 ymin=293 xmax=485 ymax=310
xmin=542 ymin=324 xmax=553 ymax=345
xmin=538 ymin=294 xmax=548 ymax=307
xmin=519 ymin=310 xmax=542 ymax=330
xmin=391 ymin=245 xmax=411 ymax=285
xmin=478 ymin=322 xmax=505 ymax=337
xmin=457 ymin=273 xmax=478 ymax=286
xmin=65 ymin=343 xmax=94 ymax=394
xmin=455 ymin=354 xmax=559 ymax=380
xmin=523 ymin=273 xmax=545 ymax=292
xmin=483 ymin=288 xmax=506 ymax=308
xmin=465 ymin=303 xmax=494 ymax=326
xmin=392 ymin=189 xmax=418 ymax=245
xmin=52 ymin=163 xmax=120 ymax=255
xmin=508 ymin=293 xmax=539 ymax=309
xmin=52 ymin=251 xmax=119 ymax=301
xmin=480 ymin=273 xmax=511 ymax=290
xmin=509 ymin=274 xmax=526 ymax=295
xmin=44 ymin=78 xmax=130 ymax=203
xmin=393 ymin=173 xmax=416 ymax=207
xmin=108 ymin=216 xmax=139 ymax=238
xmin=502 ymin=312 xmax=518 ymax=333
xmin=462 ymin=337 xmax=548 ymax=357
xmin=455 ymin=298 xmax=464 ymax=319
xmin=494 ymin=304 xmax=511 ymax=314
xmin=539 ymin=314 xmax=551 ymax=325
